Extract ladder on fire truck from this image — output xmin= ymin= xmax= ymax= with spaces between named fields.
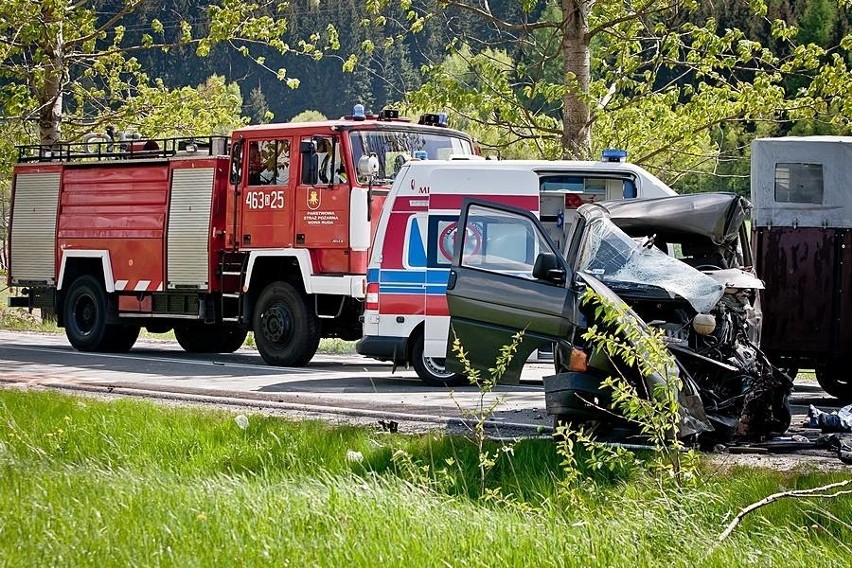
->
xmin=218 ymin=251 xmax=249 ymax=323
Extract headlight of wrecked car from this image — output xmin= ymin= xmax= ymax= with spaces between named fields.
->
xmin=692 ymin=313 xmax=717 ymax=335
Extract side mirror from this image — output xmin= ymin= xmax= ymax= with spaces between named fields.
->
xmin=229 ymin=139 xmax=243 ymax=186
xmin=357 ymin=154 xmax=379 ymax=179
xmin=300 ymin=140 xmax=319 ymax=185
xmin=532 ymin=252 xmax=566 ymax=285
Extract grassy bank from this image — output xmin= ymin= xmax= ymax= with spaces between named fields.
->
xmin=1 ymin=389 xmax=850 ymax=566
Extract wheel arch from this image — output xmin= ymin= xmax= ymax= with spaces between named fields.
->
xmin=58 ymin=250 xmax=114 ymax=292
xmin=405 ymin=321 xmax=426 ymax=365
xmin=244 ymin=251 xmax=308 ymax=321
xmin=56 ymin=252 xmax=113 ymax=327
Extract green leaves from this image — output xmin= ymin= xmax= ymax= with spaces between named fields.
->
xmin=575 ymin=289 xmax=699 ymax=488
xmin=396 ymin=0 xmax=850 ymax=181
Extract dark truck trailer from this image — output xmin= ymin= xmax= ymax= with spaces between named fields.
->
xmin=752 ymin=136 xmax=852 ymax=400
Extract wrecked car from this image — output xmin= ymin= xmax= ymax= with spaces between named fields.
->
xmin=444 ymin=192 xmax=792 ymax=442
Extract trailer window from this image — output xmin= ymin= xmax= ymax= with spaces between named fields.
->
xmin=774 ymin=163 xmax=823 ymax=204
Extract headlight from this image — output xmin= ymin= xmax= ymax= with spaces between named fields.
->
xmin=693 ymin=313 xmax=717 ymax=335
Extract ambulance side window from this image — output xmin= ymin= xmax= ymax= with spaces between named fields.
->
xmin=427 ymin=216 xmax=464 ymax=268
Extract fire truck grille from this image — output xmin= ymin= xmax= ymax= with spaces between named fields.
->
xmin=153 ymin=294 xmax=200 ymax=315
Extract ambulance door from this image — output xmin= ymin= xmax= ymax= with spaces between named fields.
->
xmin=422 ymin=167 xmax=540 ymax=358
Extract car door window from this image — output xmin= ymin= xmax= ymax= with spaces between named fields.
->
xmin=459 ymin=204 xmax=551 ymax=279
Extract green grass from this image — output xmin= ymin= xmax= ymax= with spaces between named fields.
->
xmin=1 ymin=389 xmax=850 ymax=566
xmin=0 ymin=282 xmax=59 ymax=333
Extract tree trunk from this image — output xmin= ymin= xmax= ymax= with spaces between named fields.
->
xmin=38 ymin=3 xmax=64 ymax=147
xmin=561 ymin=0 xmax=592 ymax=159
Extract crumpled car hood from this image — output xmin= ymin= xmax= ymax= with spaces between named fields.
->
xmin=590 ymin=192 xmax=749 ymax=246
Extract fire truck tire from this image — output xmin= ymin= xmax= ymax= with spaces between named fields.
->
xmin=220 ymin=327 xmax=248 ymax=353
xmin=410 ymin=333 xmax=468 ymax=387
xmin=63 ymin=275 xmax=111 ymax=351
xmin=174 ymin=324 xmax=226 ymax=353
xmin=254 ymin=281 xmax=320 ymax=367
xmin=102 ymin=325 xmax=140 ymax=353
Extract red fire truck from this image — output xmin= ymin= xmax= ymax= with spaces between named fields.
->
xmin=6 ymin=108 xmax=475 ymax=366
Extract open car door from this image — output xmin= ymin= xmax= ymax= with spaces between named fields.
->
xmin=445 ymin=199 xmax=579 ymax=384
xmin=422 ymin=166 xmax=540 ymax=359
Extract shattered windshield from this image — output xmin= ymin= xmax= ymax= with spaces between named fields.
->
xmin=577 ymin=217 xmax=724 ymax=313
xmin=349 ymin=130 xmax=474 ymax=185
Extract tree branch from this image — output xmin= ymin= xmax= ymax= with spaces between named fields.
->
xmin=438 ymin=1 xmax=558 ymax=32
xmin=717 ymin=479 xmax=852 ymax=542
xmin=67 ymin=0 xmax=146 ymax=49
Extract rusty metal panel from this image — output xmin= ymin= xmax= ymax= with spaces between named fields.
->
xmin=167 ymin=167 xmax=215 ymax=288
xmin=758 ymin=227 xmax=836 ymax=356
xmin=10 ymin=172 xmax=60 ymax=283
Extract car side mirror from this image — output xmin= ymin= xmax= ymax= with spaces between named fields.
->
xmin=533 ymin=252 xmax=566 ymax=285
xmin=357 ymin=154 xmax=379 ymax=179
xmin=229 ymin=139 xmax=243 ymax=186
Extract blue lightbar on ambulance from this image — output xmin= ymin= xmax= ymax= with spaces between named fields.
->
xmin=601 ymin=149 xmax=627 ymax=162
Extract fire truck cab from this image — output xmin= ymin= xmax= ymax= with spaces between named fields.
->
xmin=7 ymin=109 xmax=475 ymax=366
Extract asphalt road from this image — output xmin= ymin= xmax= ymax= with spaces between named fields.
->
xmin=0 ymin=329 xmax=842 ymax=439
xmin=0 ymin=330 xmax=554 ymax=434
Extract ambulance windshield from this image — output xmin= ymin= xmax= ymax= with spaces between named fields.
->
xmin=349 ymin=129 xmax=474 ymax=185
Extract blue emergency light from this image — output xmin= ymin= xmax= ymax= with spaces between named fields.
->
xmin=413 ymin=150 xmax=428 ymax=160
xmin=352 ymin=104 xmax=366 ymax=121
xmin=601 ymin=148 xmax=627 ymax=162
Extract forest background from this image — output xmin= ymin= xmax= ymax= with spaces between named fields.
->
xmin=1 ymin=0 xmax=850 ymax=268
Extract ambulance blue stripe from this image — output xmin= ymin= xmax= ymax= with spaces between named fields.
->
xmin=379 ymin=285 xmax=449 ymax=294
xmin=375 ymin=269 xmax=450 ymax=284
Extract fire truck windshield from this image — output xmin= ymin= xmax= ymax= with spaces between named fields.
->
xmin=349 ymin=129 xmax=474 ymax=185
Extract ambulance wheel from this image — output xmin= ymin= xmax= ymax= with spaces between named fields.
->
xmin=411 ymin=334 xmax=468 ymax=387
xmin=254 ymin=281 xmax=320 ymax=367
xmin=64 ymin=275 xmax=110 ymax=352
xmin=175 ymin=324 xmax=227 ymax=353
xmin=816 ymin=361 xmax=852 ymax=402
xmin=102 ymin=325 xmax=140 ymax=353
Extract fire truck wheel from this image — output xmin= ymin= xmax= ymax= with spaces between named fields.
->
xmin=220 ymin=327 xmax=248 ymax=353
xmin=254 ymin=281 xmax=320 ymax=367
xmin=102 ymin=325 xmax=140 ymax=353
xmin=63 ymin=275 xmax=111 ymax=351
xmin=174 ymin=324 xmax=228 ymax=353
xmin=410 ymin=333 xmax=468 ymax=387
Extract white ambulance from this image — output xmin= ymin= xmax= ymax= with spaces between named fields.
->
xmin=356 ymin=152 xmax=677 ymax=385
